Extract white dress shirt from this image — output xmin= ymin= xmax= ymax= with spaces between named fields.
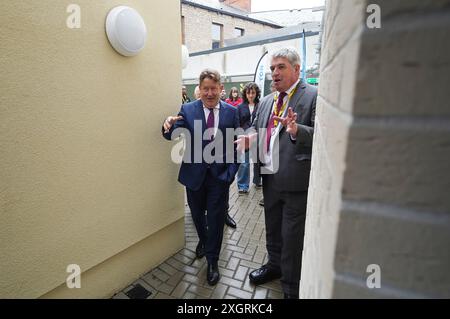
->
xmin=263 ymin=79 xmax=300 ymax=172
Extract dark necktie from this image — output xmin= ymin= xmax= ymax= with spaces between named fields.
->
xmin=206 ymin=108 xmax=215 ymax=141
xmin=266 ymin=92 xmax=287 ymax=151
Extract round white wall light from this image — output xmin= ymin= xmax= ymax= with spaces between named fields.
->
xmin=181 ymin=45 xmax=189 ymax=69
xmin=106 ymin=6 xmax=147 ymax=57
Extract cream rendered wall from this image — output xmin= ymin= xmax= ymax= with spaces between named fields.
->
xmin=0 ymin=1 xmax=185 ymax=298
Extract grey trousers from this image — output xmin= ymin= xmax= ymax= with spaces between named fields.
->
xmin=262 ymin=175 xmax=308 ymax=296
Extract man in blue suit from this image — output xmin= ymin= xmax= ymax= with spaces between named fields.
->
xmin=162 ymin=69 xmax=240 ymax=286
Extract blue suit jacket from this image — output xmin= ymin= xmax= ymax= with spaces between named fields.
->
xmin=163 ymin=99 xmax=240 ymax=191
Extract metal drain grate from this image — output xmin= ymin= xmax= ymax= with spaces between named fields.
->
xmin=124 ymin=284 xmax=152 ymax=299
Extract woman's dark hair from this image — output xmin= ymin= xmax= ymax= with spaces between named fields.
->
xmin=242 ymin=82 xmax=261 ymax=104
xmin=228 ymin=87 xmax=240 ymax=101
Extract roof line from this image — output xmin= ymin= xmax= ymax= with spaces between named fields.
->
xmin=251 ymin=6 xmax=326 ymax=14
xmin=190 ymin=31 xmax=320 ymax=56
xmin=181 ymin=0 xmax=282 ymax=28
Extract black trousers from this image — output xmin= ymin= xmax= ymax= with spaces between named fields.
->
xmin=186 ymin=170 xmax=229 ymax=264
xmin=262 ymin=175 xmax=308 ymax=296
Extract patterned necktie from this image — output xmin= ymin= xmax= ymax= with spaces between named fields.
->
xmin=206 ymin=108 xmax=215 ymax=141
xmin=266 ymin=92 xmax=287 ymax=151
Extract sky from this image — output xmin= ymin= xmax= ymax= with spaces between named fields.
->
xmin=251 ymin=0 xmax=325 ymax=12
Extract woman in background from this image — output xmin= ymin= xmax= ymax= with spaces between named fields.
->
xmin=225 ymin=87 xmax=243 ymax=107
xmin=236 ymin=82 xmax=262 ymax=193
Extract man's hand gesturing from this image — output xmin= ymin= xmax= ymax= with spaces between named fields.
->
xmin=273 ymin=107 xmax=298 ymax=138
xmin=163 ymin=116 xmax=183 ymax=133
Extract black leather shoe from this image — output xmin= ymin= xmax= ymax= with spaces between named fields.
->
xmin=249 ymin=265 xmax=281 ymax=285
xmin=258 ymin=198 xmax=264 ymax=207
xmin=284 ymin=293 xmax=299 ymax=299
xmin=207 ymin=262 xmax=220 ymax=286
xmin=225 ymin=213 xmax=237 ymax=228
xmin=195 ymin=242 xmax=205 ymax=259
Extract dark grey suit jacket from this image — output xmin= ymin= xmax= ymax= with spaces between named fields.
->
xmin=252 ymin=80 xmax=317 ymax=192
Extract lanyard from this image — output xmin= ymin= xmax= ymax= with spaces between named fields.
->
xmin=272 ymin=86 xmax=297 ymax=127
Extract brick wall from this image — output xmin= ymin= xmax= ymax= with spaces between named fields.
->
xmin=220 ymin=0 xmax=251 ymax=12
xmin=300 ymin=0 xmax=450 ymax=298
xmin=182 ymin=4 xmax=277 ymax=53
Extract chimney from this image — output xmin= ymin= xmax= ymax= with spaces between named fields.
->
xmin=219 ymin=0 xmax=251 ymax=12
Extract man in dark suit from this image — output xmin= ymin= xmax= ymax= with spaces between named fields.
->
xmin=237 ymin=48 xmax=317 ymax=299
xmin=163 ymin=69 xmax=240 ymax=286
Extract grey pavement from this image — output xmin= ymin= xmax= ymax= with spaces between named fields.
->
xmin=112 ymin=182 xmax=283 ymax=299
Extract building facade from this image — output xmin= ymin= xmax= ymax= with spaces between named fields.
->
xmin=181 ymin=0 xmax=280 ymax=53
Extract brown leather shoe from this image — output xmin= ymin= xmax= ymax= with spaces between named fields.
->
xmin=249 ymin=265 xmax=281 ymax=285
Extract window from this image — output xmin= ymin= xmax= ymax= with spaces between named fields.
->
xmin=181 ymin=16 xmax=186 ymax=44
xmin=212 ymin=23 xmax=223 ymax=49
xmin=234 ymin=27 xmax=244 ymax=38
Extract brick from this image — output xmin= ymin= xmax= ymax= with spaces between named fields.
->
xmin=220 ymin=276 xmax=243 ymax=289
xmin=218 ymin=267 xmax=235 ymax=279
xmin=226 ymin=245 xmax=245 ymax=253
xmin=166 ymin=258 xmax=185 ymax=271
xmin=188 ymin=284 xmax=213 ymax=298
xmin=335 ymin=204 xmax=450 ymax=297
xmin=211 ymin=283 xmax=228 ymax=299
xmin=254 ymin=288 xmax=268 ymax=299
xmin=181 ymin=265 xmax=201 ymax=275
xmin=239 ymin=259 xmax=262 ymax=270
xmin=142 ymin=273 xmax=163 ymax=289
xmin=171 ymin=281 xmax=191 ymax=299
xmin=267 ymin=290 xmax=283 ymax=299
xmin=158 ymin=283 xmax=176 ymax=295
xmin=241 ymin=275 xmax=254 ymax=293
xmin=354 ymin=12 xmax=450 ymax=117
xmin=183 ymin=274 xmax=202 ymax=286
xmin=191 ymin=258 xmax=206 ymax=269
xmin=219 ymin=249 xmax=233 ymax=261
xmin=234 ymin=266 xmax=248 ymax=281
xmin=166 ymin=271 xmax=185 ymax=287
xmin=253 ymin=252 xmax=265 ymax=264
xmin=183 ymin=291 xmax=198 ymax=299
xmin=154 ymin=292 xmax=175 ymax=299
xmin=181 ymin=3 xmax=276 ymax=53
xmin=227 ymin=287 xmax=253 ymax=299
xmin=153 ymin=268 xmax=170 ymax=282
xmin=244 ymin=247 xmax=256 ymax=258
xmin=160 ymin=262 xmax=178 ymax=276
xmin=227 ymin=257 xmax=240 ymax=271
xmin=231 ymin=231 xmax=242 ymax=242
xmin=112 ymin=292 xmax=129 ymax=299
xmin=174 ymin=253 xmax=194 ymax=265
xmin=233 ymin=251 xmax=254 ymax=262
xmin=179 ymin=248 xmax=197 ymax=259
xmin=345 ymin=127 xmax=450 ymax=212
xmin=237 ymin=236 xmax=250 ymax=248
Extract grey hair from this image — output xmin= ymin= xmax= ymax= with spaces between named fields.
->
xmin=271 ymin=47 xmax=301 ymax=67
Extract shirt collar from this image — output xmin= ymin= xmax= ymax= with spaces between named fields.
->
xmin=203 ymin=102 xmax=220 ymax=110
xmin=277 ymin=78 xmax=300 ymax=96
